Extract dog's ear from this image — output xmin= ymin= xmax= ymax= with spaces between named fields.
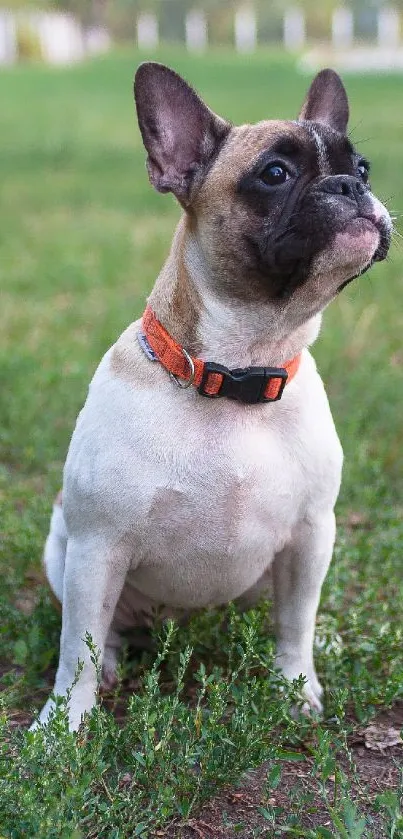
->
xmin=134 ymin=62 xmax=231 ymax=207
xmin=298 ymin=68 xmax=349 ymax=134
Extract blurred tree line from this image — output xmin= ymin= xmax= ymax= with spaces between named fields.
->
xmin=5 ymin=0 xmax=401 ymax=42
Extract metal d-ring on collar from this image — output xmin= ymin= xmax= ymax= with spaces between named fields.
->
xmin=169 ymin=347 xmax=195 ymax=389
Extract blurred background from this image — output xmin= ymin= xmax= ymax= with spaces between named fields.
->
xmin=3 ymin=0 xmax=403 ymax=67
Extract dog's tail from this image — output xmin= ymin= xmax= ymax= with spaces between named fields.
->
xmin=43 ymin=490 xmax=67 ymax=605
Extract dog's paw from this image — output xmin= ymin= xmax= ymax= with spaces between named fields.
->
xmin=275 ymin=656 xmax=323 ymax=717
xmin=29 ymin=697 xmax=85 ymax=733
xmin=101 ymin=645 xmax=119 ymax=690
xmin=298 ymin=677 xmax=323 ymax=717
xmin=29 ymin=697 xmax=58 ymax=731
xmin=29 ymin=681 xmax=99 ymax=732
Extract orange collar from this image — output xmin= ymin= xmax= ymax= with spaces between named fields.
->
xmin=140 ymin=306 xmax=301 ymax=405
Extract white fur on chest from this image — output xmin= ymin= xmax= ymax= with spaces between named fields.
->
xmin=63 ymin=344 xmax=343 ymax=609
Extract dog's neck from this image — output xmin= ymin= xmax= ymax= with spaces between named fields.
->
xmin=148 ymin=215 xmax=321 ymax=368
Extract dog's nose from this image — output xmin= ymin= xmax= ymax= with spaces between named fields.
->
xmin=319 ymin=175 xmax=366 ymax=201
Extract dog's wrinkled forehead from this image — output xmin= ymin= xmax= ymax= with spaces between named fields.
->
xmin=292 ymin=120 xmax=354 ymax=175
xmin=299 ymin=121 xmax=333 ymax=174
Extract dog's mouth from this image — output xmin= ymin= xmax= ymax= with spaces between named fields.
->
xmin=359 ymin=214 xmax=391 ymax=261
xmin=336 ymin=215 xmax=391 ymax=293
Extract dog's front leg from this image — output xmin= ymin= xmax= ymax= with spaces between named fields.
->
xmin=273 ymin=511 xmax=336 ymax=714
xmin=34 ymin=536 xmax=129 ymax=731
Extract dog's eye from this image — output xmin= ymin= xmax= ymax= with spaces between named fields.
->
xmin=260 ymin=163 xmax=290 ymax=186
xmin=357 ymin=160 xmax=370 ymax=184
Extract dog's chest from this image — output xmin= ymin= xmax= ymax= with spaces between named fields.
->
xmin=65 ymin=349 xmax=342 ymax=608
xmin=133 ymin=420 xmax=299 ymax=605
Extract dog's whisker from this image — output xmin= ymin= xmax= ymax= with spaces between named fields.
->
xmin=352 ymin=137 xmax=373 ymax=145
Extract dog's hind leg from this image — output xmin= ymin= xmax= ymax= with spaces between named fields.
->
xmin=101 ymin=626 xmax=122 ymax=690
xmin=43 ymin=491 xmax=67 ymax=604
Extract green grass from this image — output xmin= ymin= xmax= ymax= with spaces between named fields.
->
xmin=1 ymin=49 xmax=403 ymax=837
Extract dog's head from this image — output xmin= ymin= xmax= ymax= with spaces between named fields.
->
xmin=134 ymin=63 xmax=391 ymax=323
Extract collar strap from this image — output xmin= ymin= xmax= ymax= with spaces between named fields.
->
xmin=140 ymin=306 xmax=301 ymax=405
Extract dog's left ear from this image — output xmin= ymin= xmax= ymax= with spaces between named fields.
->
xmin=298 ymin=68 xmax=349 ymax=134
xmin=134 ymin=62 xmax=231 ymax=207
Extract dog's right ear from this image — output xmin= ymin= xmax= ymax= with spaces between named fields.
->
xmin=134 ymin=62 xmax=230 ymax=207
xmin=298 ymin=68 xmax=349 ymax=133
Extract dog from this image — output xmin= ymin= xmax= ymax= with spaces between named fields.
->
xmin=33 ymin=63 xmax=391 ymax=730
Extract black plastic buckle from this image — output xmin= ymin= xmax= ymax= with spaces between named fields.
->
xmin=198 ymin=362 xmax=288 ymax=404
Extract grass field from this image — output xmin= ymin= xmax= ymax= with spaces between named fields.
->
xmin=1 ymin=49 xmax=403 ymax=837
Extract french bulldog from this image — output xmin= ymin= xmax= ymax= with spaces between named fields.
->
xmin=33 ymin=64 xmax=391 ymax=730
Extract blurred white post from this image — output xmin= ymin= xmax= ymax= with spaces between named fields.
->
xmin=186 ymin=10 xmax=207 ymax=52
xmin=37 ymin=13 xmax=84 ymax=64
xmin=85 ymin=26 xmax=111 ymax=56
xmin=0 ymin=11 xmax=17 ymax=64
xmin=332 ymin=8 xmax=354 ymax=50
xmin=137 ymin=12 xmax=159 ymax=49
xmin=283 ymin=8 xmax=305 ymax=51
xmin=378 ymin=8 xmax=399 ymax=49
xmin=235 ymin=7 xmax=257 ymax=53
